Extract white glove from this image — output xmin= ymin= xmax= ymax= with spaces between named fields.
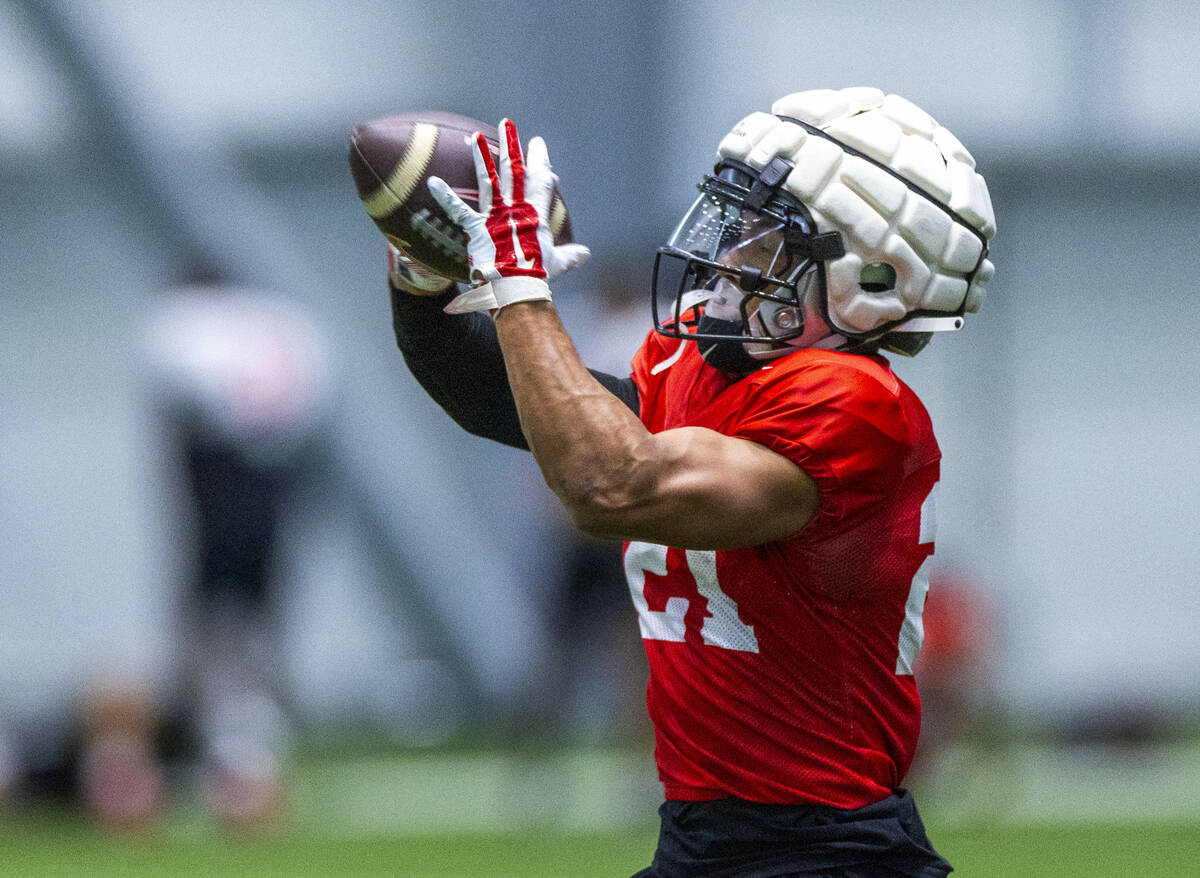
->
xmin=386 ymin=243 xmax=453 ymax=294
xmin=427 ymin=118 xmax=589 ymax=314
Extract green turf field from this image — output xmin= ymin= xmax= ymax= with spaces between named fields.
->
xmin=1 ymin=819 xmax=1198 ymax=877
xmin=4 ymin=743 xmax=1199 ymax=876
xmin=935 ymin=822 xmax=1200 ymax=876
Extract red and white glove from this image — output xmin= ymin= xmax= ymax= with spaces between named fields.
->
xmin=427 ymin=118 xmax=589 ymax=314
xmin=386 ymin=242 xmax=453 ymax=294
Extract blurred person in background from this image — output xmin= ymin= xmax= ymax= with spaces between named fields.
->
xmin=374 ymin=85 xmax=994 ymax=877
xmin=140 ymin=285 xmax=330 ymax=830
xmin=0 ymin=676 xmax=165 ymax=833
xmin=0 ymin=287 xmax=328 ymax=833
xmin=74 ymin=286 xmax=331 ymax=832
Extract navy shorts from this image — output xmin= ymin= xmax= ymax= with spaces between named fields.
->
xmin=631 ymin=789 xmax=952 ymax=878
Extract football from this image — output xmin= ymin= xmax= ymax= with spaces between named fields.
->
xmin=349 ymin=112 xmax=574 ymax=283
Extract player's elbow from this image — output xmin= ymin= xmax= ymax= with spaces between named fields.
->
xmin=562 ymin=495 xmax=624 ymax=539
xmin=554 ymin=456 xmax=665 ymax=540
xmin=563 ymin=490 xmax=644 ymax=540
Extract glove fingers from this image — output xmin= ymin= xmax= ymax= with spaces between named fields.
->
xmin=499 ymin=118 xmax=526 ymax=204
xmin=501 ymin=118 xmax=530 ymax=203
xmin=438 ymin=118 xmax=587 ymax=290
xmin=497 ymin=121 xmax=512 ymax=203
xmin=557 ymin=243 xmax=591 ymax=269
xmin=546 ymin=243 xmax=591 ymax=278
xmin=524 ymin=136 xmax=555 ymax=218
xmin=473 ymin=133 xmax=502 ymax=212
xmin=428 ymin=176 xmax=475 ymax=226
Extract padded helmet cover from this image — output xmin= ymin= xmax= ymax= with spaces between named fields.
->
xmin=717 ymin=87 xmax=996 ymax=338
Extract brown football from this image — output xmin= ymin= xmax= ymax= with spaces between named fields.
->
xmin=349 ymin=112 xmax=574 ymax=283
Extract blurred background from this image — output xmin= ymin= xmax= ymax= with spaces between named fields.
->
xmin=1 ymin=0 xmax=1198 ymax=873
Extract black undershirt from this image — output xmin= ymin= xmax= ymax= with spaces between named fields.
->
xmin=390 ymin=285 xmax=639 ymax=451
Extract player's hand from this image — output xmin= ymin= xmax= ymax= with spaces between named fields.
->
xmin=387 ymin=243 xmax=454 ymax=295
xmin=428 ymin=118 xmax=589 ymax=314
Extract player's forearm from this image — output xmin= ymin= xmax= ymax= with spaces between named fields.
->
xmin=493 ymin=302 xmax=820 ymax=548
xmin=493 ymin=301 xmax=658 ymax=528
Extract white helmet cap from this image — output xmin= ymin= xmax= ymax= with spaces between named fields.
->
xmin=716 ymin=88 xmax=995 ymax=347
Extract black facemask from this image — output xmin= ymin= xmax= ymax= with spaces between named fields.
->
xmin=652 ymin=160 xmax=845 ymax=374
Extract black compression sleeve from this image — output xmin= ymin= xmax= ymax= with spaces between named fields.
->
xmin=391 ymin=285 xmax=528 ymax=449
xmin=590 ymin=368 xmax=640 ymax=413
xmin=390 ymin=284 xmax=639 ymax=450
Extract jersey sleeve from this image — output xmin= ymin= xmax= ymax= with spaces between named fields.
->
xmin=629 ymin=327 xmax=681 ymax=430
xmin=727 ymin=356 xmax=913 ymax=526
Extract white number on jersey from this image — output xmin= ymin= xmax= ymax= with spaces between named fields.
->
xmin=895 ymin=482 xmax=938 ymax=675
xmin=627 ymin=478 xmax=935 ymax=667
xmin=624 ymin=542 xmax=759 ymax=654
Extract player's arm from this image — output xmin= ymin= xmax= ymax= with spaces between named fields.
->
xmin=429 ymin=119 xmax=817 ymax=550
xmin=388 ymin=246 xmax=637 ymax=449
xmin=493 ymin=301 xmax=818 ymax=549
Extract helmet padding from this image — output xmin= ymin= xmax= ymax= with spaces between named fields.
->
xmin=716 ymin=88 xmax=995 ymax=341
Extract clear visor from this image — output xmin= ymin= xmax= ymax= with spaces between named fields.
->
xmin=652 ymin=187 xmax=818 ymax=343
xmin=666 ymin=190 xmax=794 ymax=279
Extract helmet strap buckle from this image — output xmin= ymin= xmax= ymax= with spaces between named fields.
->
xmin=743 ymin=157 xmax=794 ymax=211
xmin=738 ymin=267 xmax=763 ymax=292
xmin=783 ymin=227 xmax=846 ymax=261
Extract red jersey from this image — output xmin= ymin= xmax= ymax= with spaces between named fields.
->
xmin=625 ymin=332 xmax=940 ymax=808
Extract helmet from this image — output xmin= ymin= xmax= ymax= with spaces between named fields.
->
xmin=652 ymin=87 xmax=996 ymax=368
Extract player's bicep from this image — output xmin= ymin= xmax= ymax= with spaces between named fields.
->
xmin=583 ymin=426 xmax=819 ymax=550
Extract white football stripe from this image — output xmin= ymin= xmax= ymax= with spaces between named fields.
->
xmin=363 ymin=123 xmax=439 ymax=219
xmin=548 ymin=196 xmax=567 ymax=237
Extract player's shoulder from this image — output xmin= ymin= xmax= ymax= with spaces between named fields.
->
xmin=738 ymin=347 xmax=929 ymax=442
xmin=747 ymin=348 xmax=903 ymax=401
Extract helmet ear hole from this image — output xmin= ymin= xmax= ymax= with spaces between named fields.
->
xmin=859 ymin=262 xmax=896 ymax=293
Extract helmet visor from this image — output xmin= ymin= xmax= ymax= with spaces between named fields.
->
xmin=652 ymin=186 xmax=817 ymax=342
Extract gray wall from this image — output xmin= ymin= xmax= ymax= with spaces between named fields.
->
xmin=2 ymin=0 xmax=1198 ymax=728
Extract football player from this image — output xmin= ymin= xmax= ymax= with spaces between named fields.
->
xmin=383 ymin=87 xmax=994 ymax=877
